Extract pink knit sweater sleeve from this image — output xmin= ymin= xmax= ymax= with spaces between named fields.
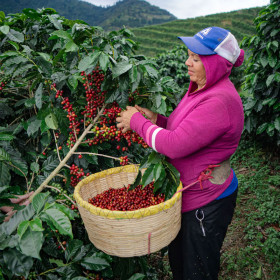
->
xmin=130 ymin=97 xmax=230 ymax=159
xmin=156 ymin=114 xmax=168 ymax=128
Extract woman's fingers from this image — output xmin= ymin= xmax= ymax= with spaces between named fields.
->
xmin=10 ymin=192 xmax=34 ymax=204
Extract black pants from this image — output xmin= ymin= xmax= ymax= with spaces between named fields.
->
xmin=168 ymin=189 xmax=238 ymax=280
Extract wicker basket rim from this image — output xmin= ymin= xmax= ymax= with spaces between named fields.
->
xmin=74 ymin=164 xmax=182 ymax=219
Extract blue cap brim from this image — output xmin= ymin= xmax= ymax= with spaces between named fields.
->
xmin=178 ymin=36 xmax=216 ymax=55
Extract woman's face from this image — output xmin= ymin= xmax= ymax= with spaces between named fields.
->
xmin=185 ymin=50 xmax=206 ymax=89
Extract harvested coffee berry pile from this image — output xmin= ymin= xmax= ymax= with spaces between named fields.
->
xmin=88 ymin=182 xmax=165 ymax=211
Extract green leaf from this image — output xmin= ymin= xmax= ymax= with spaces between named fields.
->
xmin=35 ymin=83 xmax=43 ymax=109
xmin=49 ymin=203 xmax=77 ymax=220
xmin=49 ymin=258 xmax=65 ymax=267
xmin=0 ymin=204 xmax=35 ymax=235
xmin=3 ymin=248 xmax=33 ymax=278
xmin=43 ymin=208 xmax=73 ymax=238
xmin=17 ymin=221 xmax=29 ymax=239
xmin=0 ymin=162 xmax=11 ymax=187
xmin=148 ymin=151 xmax=163 ymax=165
xmin=6 ymin=29 xmax=24 ymax=43
xmin=24 ymin=97 xmax=35 ymax=108
xmin=128 ymin=273 xmax=146 ymax=280
xmin=274 ymin=117 xmax=280 ymax=131
xmin=78 ymin=51 xmax=100 ymax=72
xmin=268 ymin=55 xmax=277 ymax=68
xmin=0 ymin=186 xmax=10 ymax=194
xmin=0 ymin=133 xmax=14 ymax=141
xmin=84 ymin=154 xmax=98 ymax=165
xmin=0 ymin=233 xmax=18 ymax=250
xmin=22 ymin=8 xmax=40 ymax=20
xmin=157 ymin=99 xmax=167 ymax=115
xmin=129 ymin=65 xmax=138 ymax=83
xmin=81 ymin=255 xmax=110 ymax=271
xmin=0 ymin=50 xmax=18 ymax=58
xmin=45 ymin=113 xmax=58 ymax=129
xmin=65 ymin=239 xmax=87 ymax=262
xmin=99 ymin=52 xmax=110 ymax=72
xmin=12 ymin=63 xmax=34 ymax=78
xmin=164 ymin=160 xmax=180 ymax=186
xmin=19 ymin=226 xmax=43 ymax=259
xmin=153 ymin=162 xmax=166 ymax=181
xmin=30 ymin=162 xmax=39 ymax=173
xmin=29 ymin=217 xmax=44 ymax=232
xmin=260 ymin=55 xmax=268 ymax=67
xmin=112 ymin=61 xmax=132 ymax=78
xmin=266 ymin=74 xmax=274 ymax=87
xmin=0 ymin=11 xmax=4 ymax=20
xmin=42 ymin=155 xmax=59 ymax=173
xmin=144 ymin=64 xmax=158 ymax=79
xmin=8 ymin=41 xmax=20 ymax=51
xmin=68 ymin=75 xmax=78 ymax=90
xmin=266 ymin=123 xmax=275 ymax=137
xmin=131 ymin=170 xmax=143 ymax=190
xmin=36 ymin=56 xmax=52 ymax=75
xmin=0 ymin=148 xmax=11 ymax=162
xmin=48 ymin=15 xmax=63 ymax=30
xmin=0 ymin=25 xmax=10 ymax=35
xmin=255 ymin=265 xmax=262 ymax=279
xmin=10 ymin=156 xmax=28 ymax=176
xmin=65 ymin=41 xmax=79 ymax=52
xmin=141 ymin=164 xmax=154 ymax=187
xmin=32 ymin=192 xmax=50 ymax=214
xmin=27 ymin=119 xmax=41 ymax=136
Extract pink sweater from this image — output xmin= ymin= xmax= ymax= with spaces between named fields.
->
xmin=130 ymin=54 xmax=244 ymax=212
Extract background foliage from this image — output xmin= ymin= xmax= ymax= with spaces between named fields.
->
xmin=241 ymin=0 xmax=280 ymax=147
xmin=0 ymin=0 xmax=176 ymax=31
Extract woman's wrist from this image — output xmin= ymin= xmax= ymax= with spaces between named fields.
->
xmin=151 ymin=113 xmax=158 ymax=124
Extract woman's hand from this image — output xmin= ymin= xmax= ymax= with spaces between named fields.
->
xmin=116 ymin=106 xmax=139 ymax=133
xmin=135 ymin=105 xmax=157 ymax=124
xmin=1 ymin=192 xmax=34 ymax=222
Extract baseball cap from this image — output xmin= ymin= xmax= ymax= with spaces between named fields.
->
xmin=178 ymin=27 xmax=241 ymax=65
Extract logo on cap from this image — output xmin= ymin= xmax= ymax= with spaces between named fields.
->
xmin=197 ymin=27 xmax=212 ymax=39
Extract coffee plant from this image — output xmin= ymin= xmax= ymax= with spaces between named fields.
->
xmin=241 ymin=0 xmax=280 ymax=146
xmin=0 ymin=8 xmax=182 ymax=279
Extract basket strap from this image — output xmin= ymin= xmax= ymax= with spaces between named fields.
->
xmin=172 ymin=164 xmax=221 ymax=198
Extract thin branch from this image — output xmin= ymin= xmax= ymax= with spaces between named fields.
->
xmin=53 ymin=130 xmax=62 ymax=162
xmin=9 ymin=114 xmax=25 ymax=126
xmin=73 ymin=151 xmax=121 ymax=161
xmin=7 ymin=162 xmax=28 ymax=188
xmin=55 ymin=174 xmax=67 ymax=179
xmin=27 ymin=146 xmax=48 ymax=192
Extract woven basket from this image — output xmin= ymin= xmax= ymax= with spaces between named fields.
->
xmin=74 ymin=164 xmax=182 ymax=257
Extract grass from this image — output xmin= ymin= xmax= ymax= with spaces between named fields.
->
xmin=148 ymin=137 xmax=280 ymax=280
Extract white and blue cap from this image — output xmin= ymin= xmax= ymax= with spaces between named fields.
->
xmin=179 ymin=27 xmax=241 ymax=65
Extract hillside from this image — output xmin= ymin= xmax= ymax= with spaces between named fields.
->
xmin=131 ymin=7 xmax=264 ymax=57
xmin=0 ymin=0 xmax=176 ymax=31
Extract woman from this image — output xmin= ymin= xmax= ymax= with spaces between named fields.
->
xmin=116 ymin=27 xmax=244 ymax=280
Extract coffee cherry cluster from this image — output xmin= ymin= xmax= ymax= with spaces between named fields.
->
xmin=51 ymin=66 xmax=150 ymax=187
xmin=88 ymin=182 xmax=165 ymax=211
xmin=119 ymin=155 xmax=129 ymax=165
xmin=0 ymin=81 xmax=7 ymax=91
xmin=69 ymin=164 xmax=90 ymax=187
xmin=81 ymin=69 xmax=105 ymax=119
